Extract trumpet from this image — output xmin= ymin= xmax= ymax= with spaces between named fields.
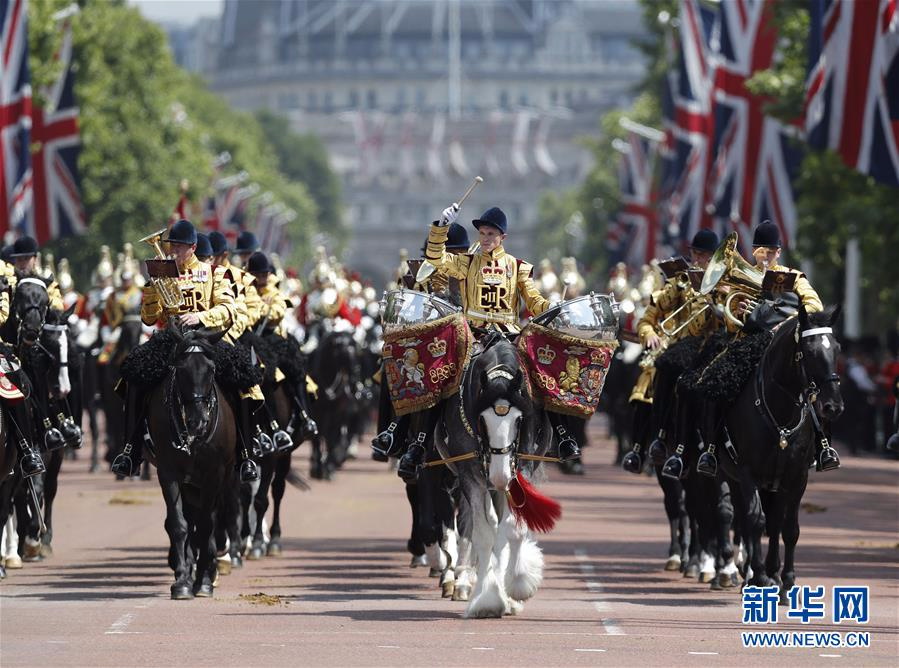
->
xmin=139 ymin=229 xmax=184 ymax=310
xmin=658 ymin=271 xmax=711 ymax=338
xmin=699 ymin=232 xmax=765 ymax=329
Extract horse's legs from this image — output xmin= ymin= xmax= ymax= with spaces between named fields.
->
xmin=193 ymin=501 xmax=217 ymax=597
xmin=780 ymin=475 xmax=808 ymax=599
xmin=761 ymin=489 xmax=785 ymax=590
xmin=712 ymin=477 xmax=739 ymax=588
xmin=310 ymin=435 xmax=324 ymax=480
xmin=452 ymin=486 xmax=474 ymax=602
xmin=267 ymin=454 xmax=290 ymax=556
xmin=405 ymin=482 xmax=425 ymax=564
xmin=158 ymin=474 xmax=192 ymax=598
xmin=656 ymin=468 xmax=687 ymax=570
xmin=465 ymin=484 xmax=506 ymax=618
xmin=16 ymin=475 xmax=43 ymax=562
xmin=248 ymin=461 xmax=274 ymax=559
xmin=504 ymin=507 xmax=543 ymax=609
xmin=736 ymin=468 xmax=771 ymax=586
xmin=39 ymin=450 xmax=63 ymax=557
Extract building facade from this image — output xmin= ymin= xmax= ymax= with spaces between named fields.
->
xmin=174 ymin=0 xmax=647 ymax=286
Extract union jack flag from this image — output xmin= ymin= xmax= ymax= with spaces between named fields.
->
xmin=1 ymin=0 xmax=33 ymax=236
xmin=705 ymin=0 xmax=802 ymax=253
xmin=25 ymin=13 xmax=85 ymax=243
xmin=610 ymin=122 xmax=663 ymax=269
xmin=805 ymin=0 xmax=899 ymax=186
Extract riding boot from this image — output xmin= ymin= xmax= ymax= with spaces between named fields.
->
xmin=696 ymin=443 xmax=718 ymax=477
xmin=398 ymin=431 xmax=427 ymax=482
xmin=549 ymin=412 xmax=581 ymax=462
xmin=372 ymin=373 xmax=394 ymax=461
xmin=291 ymin=378 xmax=319 ymax=442
xmin=111 ymin=383 xmax=146 ymax=477
xmin=661 ymin=443 xmax=685 ymax=480
xmin=260 ymin=399 xmax=292 ymax=452
xmin=622 ymin=444 xmax=644 ymax=474
xmin=236 ymin=398 xmax=260 ymax=483
xmin=814 ymin=429 xmax=841 ymax=472
xmin=18 ymin=439 xmax=45 ymax=478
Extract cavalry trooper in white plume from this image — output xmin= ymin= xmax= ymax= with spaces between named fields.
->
xmin=398 ymin=202 xmax=583 ymax=477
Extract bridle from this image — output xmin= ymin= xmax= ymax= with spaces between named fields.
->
xmin=754 ymin=320 xmax=839 ymax=454
xmin=15 ymin=278 xmax=49 ymax=345
xmin=166 ymin=344 xmax=219 ymax=453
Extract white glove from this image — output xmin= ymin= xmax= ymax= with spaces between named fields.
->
xmin=439 ymin=203 xmax=460 ymax=226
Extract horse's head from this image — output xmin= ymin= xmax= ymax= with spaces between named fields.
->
xmin=169 ymin=324 xmax=226 ymax=446
xmin=322 ymin=330 xmax=359 ymax=374
xmin=472 ymin=341 xmax=533 ymax=491
xmin=797 ymin=303 xmax=844 ymax=422
xmin=13 ymin=275 xmax=51 ymax=347
xmin=38 ymin=304 xmax=76 ymax=400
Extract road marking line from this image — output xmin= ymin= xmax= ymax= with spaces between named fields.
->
xmin=688 ymin=652 xmax=719 ymax=655
xmin=575 ymin=649 xmax=607 ymax=653
xmin=472 ymin=647 xmax=495 ymax=650
xmin=377 ymin=645 xmax=400 ymax=649
xmin=820 ymin=655 xmax=842 ymax=658
xmin=576 ymin=549 xmax=627 ymax=636
xmin=104 ymin=613 xmax=135 ymax=635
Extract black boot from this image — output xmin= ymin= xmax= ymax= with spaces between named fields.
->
xmin=554 ymin=424 xmax=581 ymax=462
xmin=111 ymin=441 xmax=141 ymax=477
xmin=696 ymin=444 xmax=718 ymax=477
xmin=648 ymin=430 xmax=668 ymax=465
xmin=398 ymin=433 xmax=427 ymax=482
xmin=236 ymin=398 xmax=260 ymax=483
xmin=42 ymin=417 xmax=65 ymax=451
xmin=816 ymin=444 xmax=841 ymax=471
xmin=887 ymin=432 xmax=899 ymax=453
xmin=622 ymin=444 xmax=644 ymax=474
xmin=371 ymin=421 xmax=401 ymax=459
xmin=291 ymin=381 xmax=318 ymax=442
xmin=18 ymin=440 xmax=45 ymax=478
xmin=661 ymin=444 xmax=685 ymax=480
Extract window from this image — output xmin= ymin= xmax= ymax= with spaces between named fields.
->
xmin=499 ymin=90 xmax=509 ymax=109
xmin=349 ymin=89 xmax=360 ymax=109
xmin=367 ymin=89 xmax=377 ymax=109
xmin=323 ymin=91 xmax=334 ymax=112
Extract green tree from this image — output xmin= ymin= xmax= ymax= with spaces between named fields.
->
xmin=27 ymin=0 xmax=325 ymax=282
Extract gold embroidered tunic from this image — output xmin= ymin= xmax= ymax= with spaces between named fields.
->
xmin=425 ymin=223 xmax=549 ymax=330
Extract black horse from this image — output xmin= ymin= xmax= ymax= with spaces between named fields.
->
xmin=15 ymin=305 xmax=83 ymax=560
xmin=713 ymin=305 xmax=842 ymax=594
xmin=308 ymin=330 xmax=363 ymax=480
xmin=145 ymin=326 xmax=237 ymax=599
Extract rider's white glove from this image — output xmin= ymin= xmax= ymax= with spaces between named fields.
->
xmin=439 ymin=203 xmax=460 ymax=227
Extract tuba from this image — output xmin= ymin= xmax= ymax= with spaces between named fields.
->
xmin=699 ymin=232 xmax=765 ymax=329
xmin=139 ymin=229 xmax=184 ymax=309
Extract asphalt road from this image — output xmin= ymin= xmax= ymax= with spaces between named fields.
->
xmin=1 ymin=424 xmax=897 ymax=667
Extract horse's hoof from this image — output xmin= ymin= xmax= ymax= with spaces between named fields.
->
xmin=698 ymin=570 xmax=715 ymax=584
xmin=452 ymin=585 xmax=471 ymax=602
xmin=442 ymin=581 xmax=455 ymax=598
xmin=428 ymin=567 xmax=442 ymax=578
xmin=4 ymin=555 xmax=23 ymax=569
xmin=39 ymin=543 xmax=53 ymax=559
xmin=717 ymin=572 xmax=738 ymax=589
xmin=683 ymin=563 xmax=699 ymax=579
xmin=0 ymin=565 xmax=6 ymax=579
xmin=409 ymin=554 xmax=427 ymax=568
xmin=171 ymin=583 xmax=194 ymax=600
xmin=709 ymin=577 xmax=722 ymax=591
xmin=664 ymin=555 xmax=681 ymax=572
xmin=231 ymin=555 xmax=243 ymax=569
xmin=212 ymin=572 xmax=220 ymax=588
xmin=247 ymin=545 xmax=265 ymax=561
xmin=22 ymin=544 xmax=42 ymax=562
xmin=216 ymin=558 xmax=232 ymax=576
xmin=266 ymin=542 xmax=282 ymax=557
xmin=195 ymin=580 xmax=214 ymax=598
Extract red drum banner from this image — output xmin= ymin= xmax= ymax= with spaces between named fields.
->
xmin=382 ymin=313 xmax=472 ymax=416
xmin=516 ymin=322 xmax=618 ymax=418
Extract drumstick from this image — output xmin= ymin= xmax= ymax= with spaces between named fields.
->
xmin=455 ymin=176 xmax=483 ymax=209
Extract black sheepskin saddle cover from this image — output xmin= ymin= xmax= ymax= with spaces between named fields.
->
xmin=120 ymin=330 xmax=261 ymax=392
xmin=678 ymin=331 xmax=730 ymax=394
xmin=654 ymin=335 xmax=703 ymax=375
xmin=240 ymin=331 xmax=306 ymax=386
xmin=694 ymin=330 xmax=773 ymax=403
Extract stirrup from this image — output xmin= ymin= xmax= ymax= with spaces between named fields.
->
xmin=555 ymin=426 xmax=580 ymax=462
xmin=648 ymin=432 xmax=667 ymax=465
xmin=111 ymin=444 xmax=136 ymax=477
xmin=398 ymin=443 xmax=425 ymax=481
xmin=816 ymin=445 xmax=840 ymax=472
xmin=43 ymin=418 xmax=65 ymax=452
xmin=696 ymin=449 xmax=718 ymax=477
xmin=253 ymin=426 xmax=276 ymax=455
xmin=661 ymin=454 xmax=684 ymax=480
xmin=622 ymin=445 xmax=643 ymax=474
xmin=371 ymin=422 xmax=398 ymax=457
xmin=20 ymin=446 xmax=46 ymax=478
xmin=58 ymin=413 xmax=83 ymax=449
xmin=270 ymin=422 xmax=293 ymax=452
xmin=239 ymin=458 xmax=259 ymax=483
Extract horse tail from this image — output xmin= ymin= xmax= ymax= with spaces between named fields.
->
xmin=285 ymin=468 xmax=311 ymax=491
xmin=507 ymin=472 xmax=561 ymax=533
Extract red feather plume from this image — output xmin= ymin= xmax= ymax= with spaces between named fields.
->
xmin=507 ymin=472 xmax=561 ymax=533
